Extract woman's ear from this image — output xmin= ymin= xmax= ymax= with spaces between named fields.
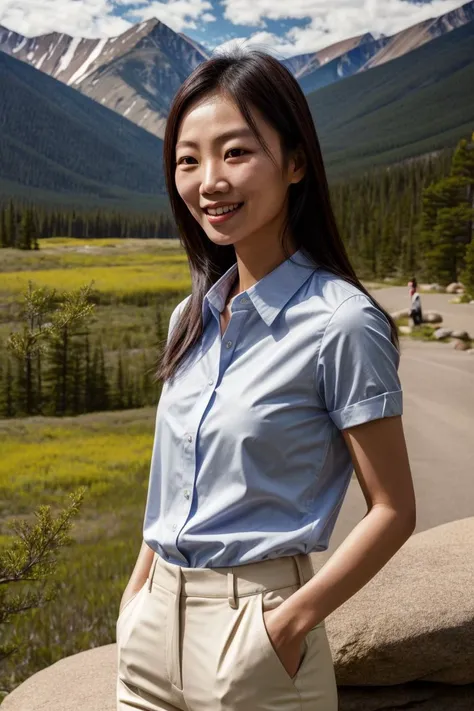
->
xmin=289 ymin=146 xmax=306 ymax=185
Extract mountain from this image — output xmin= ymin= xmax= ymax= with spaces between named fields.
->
xmin=309 ymin=20 xmax=474 ymax=179
xmin=0 ymin=19 xmax=209 ymax=139
xmin=286 ymin=0 xmax=474 ymax=94
xmin=364 ymin=0 xmax=474 ymax=71
xmin=1 ymin=1 xmax=472 ymax=142
xmin=281 ymin=33 xmax=378 ymax=79
xmin=0 ymin=49 xmax=165 ymax=202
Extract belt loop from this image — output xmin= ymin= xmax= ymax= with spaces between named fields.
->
xmin=227 ymin=569 xmax=238 ymax=609
xmin=148 ymin=554 xmax=158 ymax=592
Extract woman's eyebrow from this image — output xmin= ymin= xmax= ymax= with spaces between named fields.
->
xmin=176 ymin=128 xmax=254 ymax=150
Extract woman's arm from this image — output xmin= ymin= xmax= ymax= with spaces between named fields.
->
xmin=119 ymin=539 xmax=156 ymax=612
xmin=264 ymin=415 xmax=416 ymax=673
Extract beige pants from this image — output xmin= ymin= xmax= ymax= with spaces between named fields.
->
xmin=116 ymin=551 xmax=338 ymax=710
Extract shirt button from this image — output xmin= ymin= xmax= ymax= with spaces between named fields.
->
xmin=184 ymin=490 xmax=190 ymax=499
xmin=186 ymin=434 xmax=192 ymax=442
xmin=208 ymin=378 xmax=214 ymax=385
xmin=172 ymin=524 xmax=177 ymax=531
xmin=225 ymin=340 xmax=233 ymax=349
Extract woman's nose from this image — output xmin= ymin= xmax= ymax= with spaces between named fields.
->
xmin=199 ymin=161 xmax=229 ymax=195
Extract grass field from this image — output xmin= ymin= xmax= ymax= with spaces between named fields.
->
xmin=0 ymin=408 xmax=157 ymax=698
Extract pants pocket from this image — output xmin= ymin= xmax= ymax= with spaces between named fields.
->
xmin=255 ymin=587 xmax=311 ymax=687
xmin=116 ymin=585 xmax=144 ymax=642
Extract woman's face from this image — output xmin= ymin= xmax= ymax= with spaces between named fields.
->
xmin=174 ymin=92 xmax=305 ymax=252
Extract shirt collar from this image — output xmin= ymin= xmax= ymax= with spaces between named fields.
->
xmin=202 ymin=247 xmax=317 ymax=328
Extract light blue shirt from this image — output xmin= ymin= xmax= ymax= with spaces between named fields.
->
xmin=143 ymin=248 xmax=403 ymax=567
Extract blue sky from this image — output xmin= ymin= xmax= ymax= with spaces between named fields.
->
xmin=0 ymin=0 xmax=467 ymax=57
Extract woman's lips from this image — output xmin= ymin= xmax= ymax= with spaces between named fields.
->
xmin=204 ymin=203 xmax=244 ymax=224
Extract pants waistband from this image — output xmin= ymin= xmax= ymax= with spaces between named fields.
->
xmin=148 ymin=552 xmax=314 ymax=604
xmin=147 ymin=552 xmax=314 ymax=692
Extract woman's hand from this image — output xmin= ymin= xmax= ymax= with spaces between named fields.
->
xmin=119 ymin=587 xmax=141 ymax=616
xmin=263 ymin=607 xmax=306 ymax=679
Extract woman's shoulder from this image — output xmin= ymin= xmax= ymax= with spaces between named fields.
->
xmin=311 ymin=268 xmax=371 ymax=313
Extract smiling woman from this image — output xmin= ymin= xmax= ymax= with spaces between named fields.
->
xmin=116 ymin=48 xmax=416 ymax=711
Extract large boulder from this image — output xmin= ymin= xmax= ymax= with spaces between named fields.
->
xmin=323 ymin=517 xmax=474 ymax=686
xmin=1 ymin=645 xmax=117 ymax=711
xmin=446 ymin=281 xmax=464 ymax=294
xmin=423 ymin=312 xmax=443 ymax=324
xmin=434 ymin=328 xmax=452 ymax=340
xmin=446 ymin=282 xmax=465 ymax=294
xmin=451 ymin=330 xmax=470 ymax=341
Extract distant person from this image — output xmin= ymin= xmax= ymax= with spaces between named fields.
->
xmin=116 ymin=50 xmax=416 ymax=711
xmin=409 ymin=283 xmax=423 ymax=326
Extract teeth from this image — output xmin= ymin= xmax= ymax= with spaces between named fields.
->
xmin=207 ymin=203 xmax=241 ymax=216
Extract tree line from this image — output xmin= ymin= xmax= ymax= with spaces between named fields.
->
xmin=0 ymin=206 xmax=179 ymax=248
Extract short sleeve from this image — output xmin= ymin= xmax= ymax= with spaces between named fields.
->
xmin=315 ymin=294 xmax=403 ymax=430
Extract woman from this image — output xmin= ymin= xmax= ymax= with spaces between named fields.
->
xmin=409 ymin=283 xmax=423 ymax=326
xmin=116 ymin=49 xmax=416 ymax=711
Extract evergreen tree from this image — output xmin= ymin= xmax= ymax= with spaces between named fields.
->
xmin=460 ymin=237 xmax=474 ymax=297
xmin=0 ymin=207 xmax=6 ymax=248
xmin=45 ymin=285 xmax=95 ymax=415
xmin=19 ymin=209 xmax=36 ymax=250
xmin=6 ymin=283 xmax=55 ymax=415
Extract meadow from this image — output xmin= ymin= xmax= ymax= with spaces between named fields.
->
xmin=0 ymin=408 xmax=157 ymax=697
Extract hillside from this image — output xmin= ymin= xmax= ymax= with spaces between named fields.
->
xmin=311 ymin=20 xmax=474 ymax=179
xmin=0 ymin=19 xmax=208 ymax=139
xmin=0 ymin=49 xmax=165 ymax=202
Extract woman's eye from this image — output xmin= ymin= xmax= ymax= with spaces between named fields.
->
xmin=226 ymin=148 xmax=246 ymax=159
xmin=177 ymin=156 xmax=197 ymax=165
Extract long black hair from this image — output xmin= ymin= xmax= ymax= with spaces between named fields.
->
xmin=157 ymin=49 xmax=398 ymax=381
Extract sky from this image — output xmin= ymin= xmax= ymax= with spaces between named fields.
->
xmin=0 ymin=0 xmax=468 ymax=58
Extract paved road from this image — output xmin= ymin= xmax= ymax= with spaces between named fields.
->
xmin=312 ymin=291 xmax=474 ymax=569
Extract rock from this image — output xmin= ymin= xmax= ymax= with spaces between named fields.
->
xmin=453 ymin=339 xmax=471 ymax=351
xmin=323 ymin=517 xmax=474 ymax=685
xmin=433 ymin=328 xmax=451 ymax=340
xmin=423 ymin=312 xmax=443 ymax=324
xmin=446 ymin=282 xmax=465 ymax=294
xmin=455 ymin=287 xmax=465 ymax=294
xmin=398 ymin=325 xmax=412 ymax=335
xmin=1 ymin=644 xmax=117 ymax=710
xmin=391 ymin=309 xmax=410 ymax=320
xmin=421 ymin=283 xmax=444 ymax=293
xmin=339 ymin=682 xmax=474 ymax=711
xmin=451 ymin=330 xmax=470 ymax=340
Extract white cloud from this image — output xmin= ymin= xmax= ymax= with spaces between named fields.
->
xmin=125 ymin=0 xmax=215 ymax=32
xmin=219 ymin=0 xmax=467 ymax=56
xmin=0 ymin=0 xmax=127 ymax=37
xmin=0 ymin=0 xmax=215 ymax=38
